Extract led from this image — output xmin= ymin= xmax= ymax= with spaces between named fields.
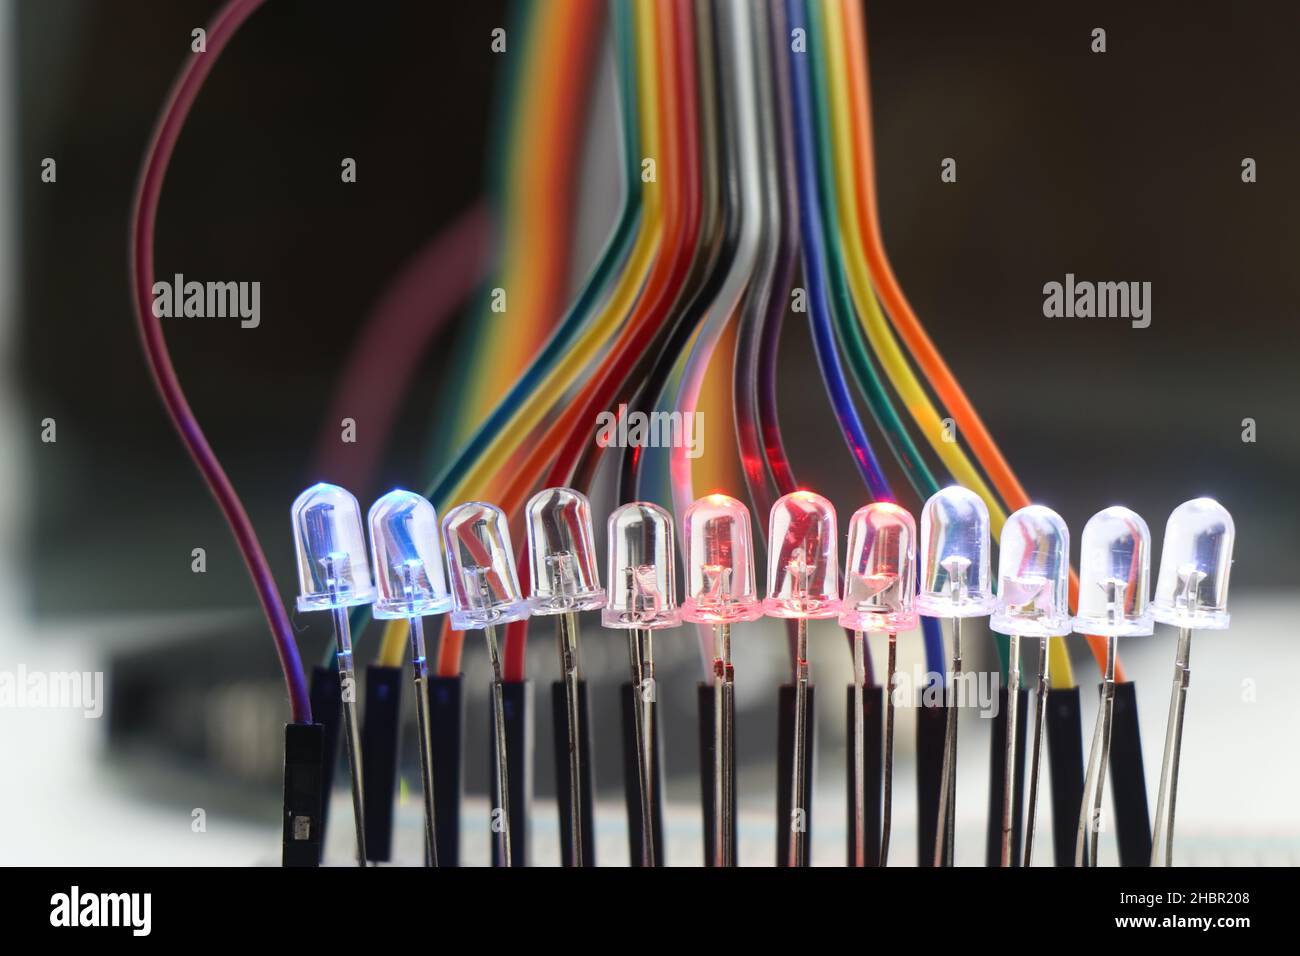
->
xmin=1152 ymin=497 xmax=1234 ymax=630
xmin=916 ymin=486 xmax=995 ymax=618
xmin=291 ymin=482 xmax=375 ymax=612
xmin=367 ymin=489 xmax=452 ymax=620
xmin=525 ymin=487 xmax=605 ymax=615
xmin=442 ymin=501 xmax=529 ymax=631
xmin=990 ymin=505 xmax=1072 ymax=639
xmin=1074 ymin=505 xmax=1153 ymax=638
xmin=681 ymin=493 xmax=762 ymax=624
xmin=839 ymin=501 xmax=917 ymax=633
xmin=289 ymin=481 xmax=373 ymax=865
xmin=602 ymin=502 xmax=680 ymax=630
xmin=763 ymin=491 xmax=840 ymax=619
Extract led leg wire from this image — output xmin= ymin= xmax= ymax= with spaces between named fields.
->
xmin=851 ymin=629 xmax=866 ymax=866
xmin=933 ymin=617 xmax=961 ymax=866
xmin=1076 ymin=635 xmax=1117 ymax=866
xmin=484 ymin=624 xmax=513 ymax=867
xmin=330 ymin=604 xmax=367 ymax=867
xmin=1022 ymin=637 xmax=1049 ymax=867
xmin=880 ymin=631 xmax=897 ymax=866
xmin=628 ymin=629 xmax=656 ymax=866
xmin=408 ymin=615 xmax=438 ymax=867
xmin=789 ymin=617 xmax=810 ymax=867
xmin=1150 ymin=627 xmax=1192 ymax=866
xmin=557 ymin=612 xmax=584 ymax=866
xmin=712 ymin=624 xmax=735 ymax=867
xmin=1001 ymin=633 xmax=1022 ymax=866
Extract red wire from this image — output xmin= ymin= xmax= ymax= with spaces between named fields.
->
xmin=129 ymin=0 xmax=312 ymax=723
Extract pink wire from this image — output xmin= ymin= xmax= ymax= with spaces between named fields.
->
xmin=129 ymin=0 xmax=312 ymax=723
xmin=313 ymin=203 xmax=491 ymax=492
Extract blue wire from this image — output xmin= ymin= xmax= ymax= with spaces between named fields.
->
xmin=786 ymin=0 xmax=945 ymax=676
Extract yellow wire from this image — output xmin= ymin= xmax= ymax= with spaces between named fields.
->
xmin=819 ymin=0 xmax=1074 ymax=687
xmin=377 ymin=0 xmax=664 ymax=666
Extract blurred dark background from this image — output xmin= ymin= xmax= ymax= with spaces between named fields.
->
xmin=11 ymin=0 xmax=1299 ymax=862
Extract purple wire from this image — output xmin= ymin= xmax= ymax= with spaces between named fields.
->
xmin=129 ymin=0 xmax=312 ymax=724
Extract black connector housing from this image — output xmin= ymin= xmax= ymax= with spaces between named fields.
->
xmin=1109 ymin=680 xmax=1152 ymax=866
xmin=915 ymin=694 xmax=948 ymax=867
xmin=489 ymin=679 xmax=532 ymax=867
xmin=845 ymin=684 xmax=883 ymax=865
xmin=282 ymin=721 xmax=325 ymax=867
xmin=620 ymin=680 xmax=665 ymax=865
xmin=428 ymin=674 xmax=464 ymax=866
xmin=362 ymin=665 xmax=403 ymax=862
xmin=1046 ymin=684 xmax=1085 ymax=866
xmin=696 ymin=682 xmax=737 ymax=866
xmin=985 ymin=685 xmax=1028 ymax=866
xmin=775 ymin=682 xmax=816 ymax=866
xmin=308 ymin=664 xmax=341 ymax=853
xmin=550 ymin=679 xmax=597 ymax=866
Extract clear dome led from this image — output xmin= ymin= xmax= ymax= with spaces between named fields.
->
xmin=763 ymin=491 xmax=840 ymax=619
xmin=441 ymin=501 xmax=529 ymax=631
xmin=680 ymin=493 xmax=763 ymax=624
xmin=839 ymin=502 xmax=917 ymax=633
xmin=367 ymin=489 xmax=452 ymax=620
xmin=292 ymin=482 xmax=375 ymax=612
xmin=990 ymin=505 xmax=1072 ymax=638
xmin=1074 ymin=506 xmax=1153 ymax=637
xmin=602 ymin=502 xmax=680 ymax=630
xmin=916 ymin=486 xmax=995 ymax=618
xmin=1152 ymin=498 xmax=1234 ymax=630
xmin=525 ymin=487 xmax=605 ymax=615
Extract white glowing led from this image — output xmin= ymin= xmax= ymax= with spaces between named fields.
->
xmin=525 ymin=487 xmax=605 ymax=615
xmin=367 ymin=489 xmax=452 ymax=620
xmin=763 ymin=491 xmax=840 ymax=619
xmin=1152 ymin=498 xmax=1234 ymax=630
xmin=839 ymin=502 xmax=917 ymax=633
xmin=292 ymin=482 xmax=375 ymax=612
xmin=1073 ymin=506 xmax=1153 ymax=637
xmin=602 ymin=501 xmax=680 ymax=630
xmin=990 ymin=505 xmax=1072 ymax=638
xmin=441 ymin=501 xmax=529 ymax=631
xmin=916 ymin=486 xmax=995 ymax=618
xmin=681 ymin=493 xmax=763 ymax=624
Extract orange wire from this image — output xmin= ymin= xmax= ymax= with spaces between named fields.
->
xmin=842 ymin=0 xmax=1121 ymax=680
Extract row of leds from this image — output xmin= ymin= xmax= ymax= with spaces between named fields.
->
xmin=291 ymin=483 xmax=1233 ymax=640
